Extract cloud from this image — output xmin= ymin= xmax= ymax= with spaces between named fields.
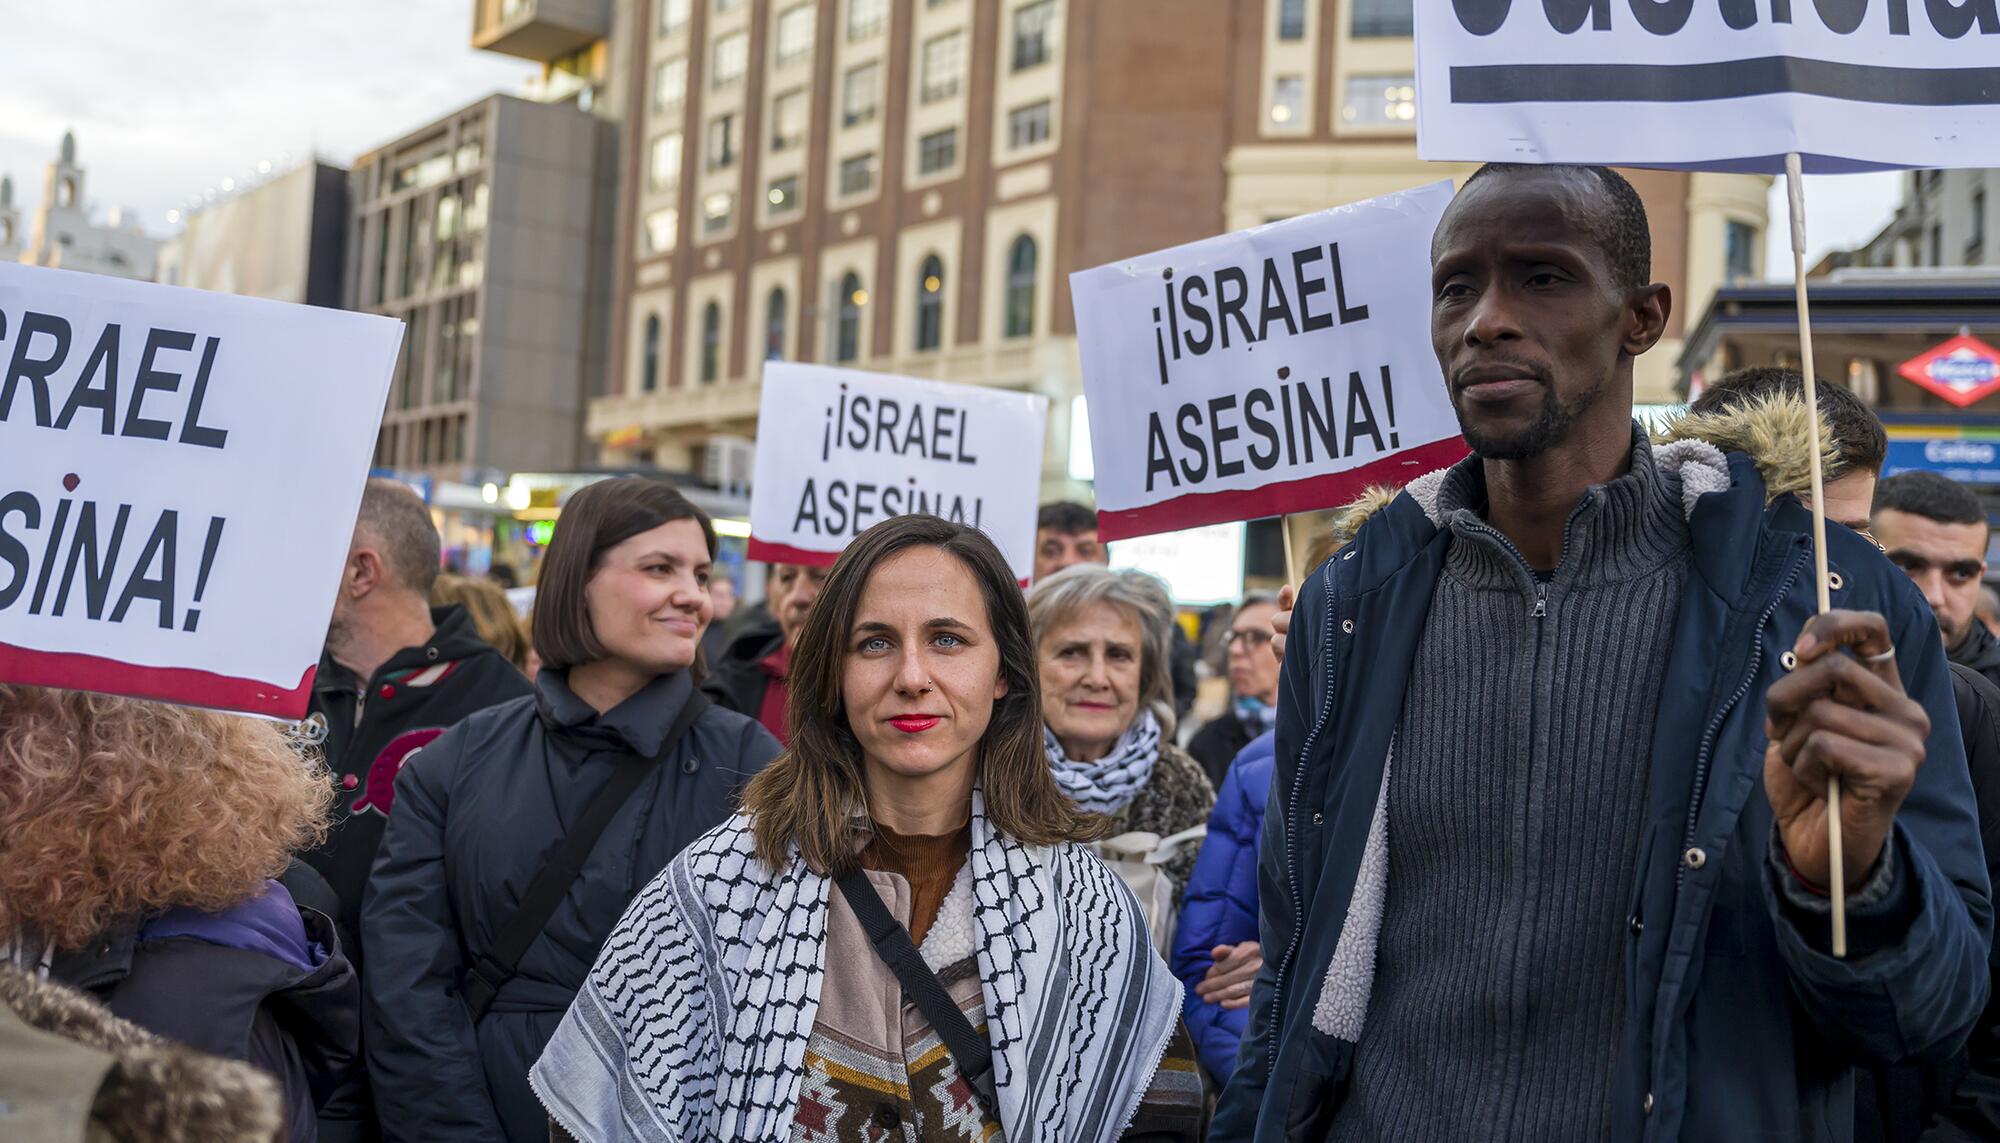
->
xmin=2 ymin=0 xmax=526 ymax=234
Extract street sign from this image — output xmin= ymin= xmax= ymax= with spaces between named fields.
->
xmin=1884 ymin=438 xmax=2000 ymax=486
xmin=1898 ymin=335 xmax=2000 ymax=409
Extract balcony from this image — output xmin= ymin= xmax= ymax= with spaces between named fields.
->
xmin=472 ymin=0 xmax=607 ymax=61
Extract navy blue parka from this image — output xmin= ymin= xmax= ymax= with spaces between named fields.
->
xmin=1211 ymin=436 xmax=1993 ymax=1142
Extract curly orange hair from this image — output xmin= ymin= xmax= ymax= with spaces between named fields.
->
xmin=0 ymin=686 xmax=333 ymax=951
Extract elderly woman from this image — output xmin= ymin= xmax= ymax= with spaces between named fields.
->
xmin=533 ymin=515 xmax=1201 ymax=1143
xmin=1026 ymin=564 xmax=1216 ymax=911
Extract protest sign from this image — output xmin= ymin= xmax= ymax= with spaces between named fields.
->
xmin=746 ymin=362 xmax=1048 ymax=583
xmin=1416 ymin=2 xmax=2000 ymax=172
xmin=0 ymin=263 xmax=402 ymax=718
xmin=1069 ymin=180 xmax=1466 ymax=543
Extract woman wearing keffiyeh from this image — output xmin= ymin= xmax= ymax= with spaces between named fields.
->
xmin=531 ymin=516 xmax=1202 ymax=1143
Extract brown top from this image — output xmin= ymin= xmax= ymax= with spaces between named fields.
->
xmin=858 ymin=819 xmax=971 ymax=946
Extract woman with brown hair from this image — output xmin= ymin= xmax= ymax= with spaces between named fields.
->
xmin=0 ymin=686 xmax=356 ymax=1142
xmin=431 ymin=571 xmax=531 ymax=670
xmin=363 ymin=477 xmax=779 ymax=1143
xmin=532 ymin=515 xmax=1202 ymax=1143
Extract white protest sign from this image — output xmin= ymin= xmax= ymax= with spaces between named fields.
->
xmin=0 ymin=263 xmax=402 ymax=718
xmin=747 ymin=362 xmax=1048 ymax=582
xmin=1070 ymin=180 xmax=1466 ymax=542
xmin=1416 ymin=3 xmax=2000 ymax=172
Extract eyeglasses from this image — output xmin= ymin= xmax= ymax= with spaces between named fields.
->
xmin=1225 ymin=628 xmax=1274 ymax=649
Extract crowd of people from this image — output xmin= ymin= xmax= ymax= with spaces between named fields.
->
xmin=3 ymin=162 xmax=1999 ymax=1142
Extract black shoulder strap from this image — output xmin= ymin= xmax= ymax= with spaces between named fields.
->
xmin=834 ymin=868 xmax=998 ymax=1119
xmin=460 ymin=691 xmax=710 ymax=1022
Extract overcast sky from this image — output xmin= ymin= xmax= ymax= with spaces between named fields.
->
xmin=1 ymin=1 xmax=526 ymax=231
xmin=3 ymin=1 xmax=1905 ymax=284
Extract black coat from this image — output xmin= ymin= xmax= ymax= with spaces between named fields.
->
xmin=1858 ymin=659 xmax=2000 ymax=1142
xmin=1951 ymin=621 xmax=2000 ymax=694
xmin=305 ymin=604 xmax=533 ymax=961
xmin=701 ymin=613 xmax=784 ymax=720
xmin=1187 ymin=709 xmax=1260 ymax=791
xmin=361 ymin=667 xmax=780 ymax=1143
xmin=51 ymin=880 xmax=360 ymax=1143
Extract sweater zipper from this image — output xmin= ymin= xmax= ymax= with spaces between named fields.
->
xmin=1266 ymin=557 xmax=1340 ymax=1082
xmin=1532 ymin=581 xmax=1549 ymax=619
xmin=1676 ymin=549 xmax=1805 ymax=894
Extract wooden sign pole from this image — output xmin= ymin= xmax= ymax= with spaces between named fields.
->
xmin=1786 ymin=151 xmax=1846 ymax=958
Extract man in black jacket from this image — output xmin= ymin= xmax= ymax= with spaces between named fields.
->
xmin=305 ymin=479 xmax=533 ymax=959
xmin=703 ymin=561 xmax=825 ymax=743
xmin=1874 ymin=471 xmax=2000 ymax=691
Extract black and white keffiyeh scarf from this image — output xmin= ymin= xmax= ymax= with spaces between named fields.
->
xmin=529 ymin=791 xmax=1182 ymax=1143
xmin=1043 ymin=709 xmax=1163 ymax=815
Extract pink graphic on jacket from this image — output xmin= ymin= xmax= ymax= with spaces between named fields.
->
xmin=349 ymin=727 xmax=446 ymax=817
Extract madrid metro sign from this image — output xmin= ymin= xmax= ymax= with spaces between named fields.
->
xmin=1899 ymin=334 xmax=2000 ymax=408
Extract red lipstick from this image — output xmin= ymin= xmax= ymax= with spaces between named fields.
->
xmin=889 ymin=715 xmax=940 ymax=733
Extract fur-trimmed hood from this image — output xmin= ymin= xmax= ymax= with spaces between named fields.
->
xmin=1322 ymin=395 xmax=1838 ymax=549
xmin=0 ymin=965 xmax=283 ymax=1143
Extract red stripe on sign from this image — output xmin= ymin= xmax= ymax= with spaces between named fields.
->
xmin=0 ymin=644 xmax=317 ymax=719
xmin=746 ymin=538 xmax=841 ymax=568
xmin=1094 ymin=436 xmax=1471 ymax=543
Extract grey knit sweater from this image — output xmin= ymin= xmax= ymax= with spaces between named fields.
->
xmin=1329 ymin=436 xmax=1692 ymax=1141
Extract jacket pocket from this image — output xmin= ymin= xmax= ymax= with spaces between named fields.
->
xmin=1280 ymin=1031 xmax=1350 ymax=1140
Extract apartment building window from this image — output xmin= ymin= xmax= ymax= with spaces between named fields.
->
xmin=1971 ymin=188 xmax=1987 ymax=264
xmin=644 ymin=207 xmax=679 ymax=254
xmin=1270 ymin=75 xmax=1305 ymax=125
xmin=1013 ymin=1 xmax=1058 ymax=71
xmin=703 ymin=191 xmax=735 ymax=234
xmin=653 ymin=58 xmax=687 ymax=117
xmin=768 ymin=175 xmax=799 ymax=214
xmin=839 ymin=152 xmax=877 ymax=196
xmin=1008 ymin=100 xmax=1051 ymax=149
xmin=922 ymin=31 xmax=965 ymax=102
xmin=1725 ymin=221 xmax=1758 ymax=281
xmin=1342 ymin=75 xmax=1416 ymax=124
xmin=915 ymin=255 xmax=944 ymax=351
xmin=642 ymin=314 xmax=661 ymax=392
xmin=1278 ymin=0 xmax=1308 ymax=39
xmin=848 ymin=0 xmax=886 ymax=40
xmin=707 ymin=113 xmax=738 ymax=169
xmin=649 ymin=132 xmax=683 ymax=192
xmin=701 ymin=302 xmax=722 ymax=382
xmin=1005 ymin=235 xmax=1037 ymax=339
xmin=659 ymin=0 xmax=691 ymax=35
xmin=776 ymin=5 xmax=815 ymax=65
xmin=917 ymin=128 xmax=958 ymax=176
xmin=712 ymin=31 xmax=748 ymax=88
xmin=766 ymin=288 xmax=787 ymax=359
xmin=836 ymin=273 xmax=864 ymax=362
xmin=1930 ymin=224 xmax=1943 ymax=266
xmin=771 ymin=88 xmax=807 ymax=150
xmin=843 ymin=63 xmax=880 ymax=126
xmin=1352 ymin=0 xmax=1414 ymax=37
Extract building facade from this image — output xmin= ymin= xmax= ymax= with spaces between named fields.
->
xmin=16 ymin=131 xmax=161 ymax=281
xmin=0 ymin=176 xmax=20 ymax=262
xmin=156 ymin=161 xmax=350 ymax=306
xmin=344 ymin=93 xmax=620 ymax=483
xmin=589 ymin=0 xmax=1771 ymax=497
xmin=1818 ymin=169 xmax=1997 ymax=275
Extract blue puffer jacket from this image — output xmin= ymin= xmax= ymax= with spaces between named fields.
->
xmin=1211 ymin=417 xmax=1994 ymax=1142
xmin=1173 ymin=732 xmax=1275 ymax=1082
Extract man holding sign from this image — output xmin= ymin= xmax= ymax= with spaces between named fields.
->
xmin=1212 ymin=166 xmax=1988 ymax=1141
